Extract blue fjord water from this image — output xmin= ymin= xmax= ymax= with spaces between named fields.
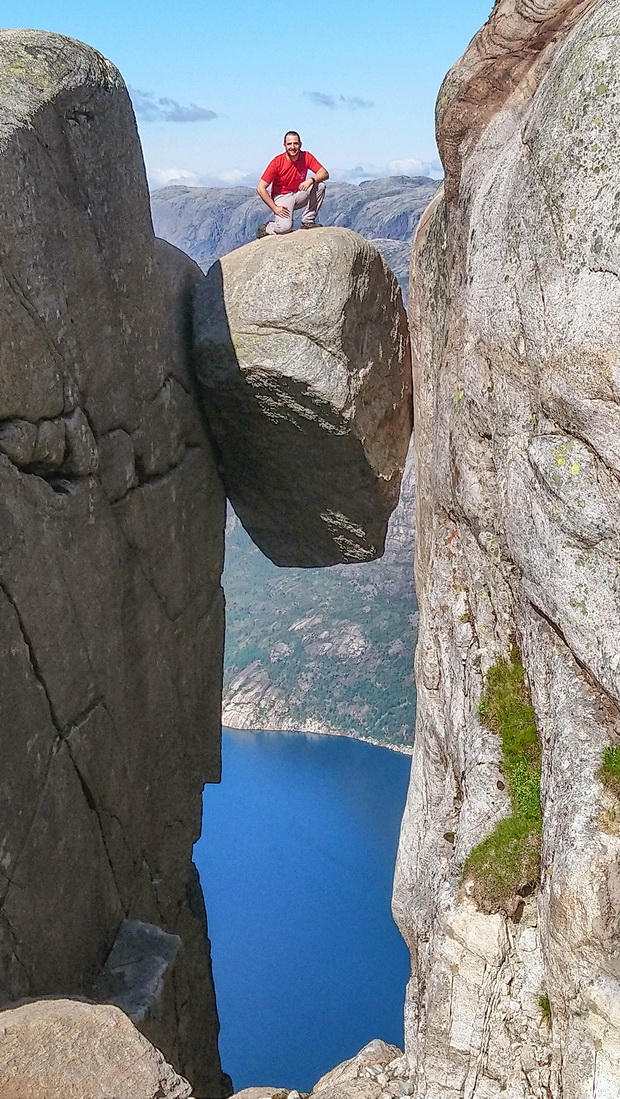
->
xmin=195 ymin=728 xmax=412 ymax=1093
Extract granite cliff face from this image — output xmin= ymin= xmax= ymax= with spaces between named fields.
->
xmin=394 ymin=0 xmax=620 ymax=1095
xmin=0 ymin=29 xmax=227 ymax=1096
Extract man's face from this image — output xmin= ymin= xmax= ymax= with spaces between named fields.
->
xmin=284 ymin=135 xmax=301 ymax=160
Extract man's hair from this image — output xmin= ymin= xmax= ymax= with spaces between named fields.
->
xmin=283 ymin=130 xmax=301 ymax=144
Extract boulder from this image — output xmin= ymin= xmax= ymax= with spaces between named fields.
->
xmin=311 ymin=1040 xmax=403 ymax=1099
xmin=0 ymin=999 xmax=191 ymax=1099
xmin=0 ymin=29 xmax=227 ymax=1097
xmin=93 ymin=918 xmax=181 ymax=1023
xmin=193 ymin=228 xmax=412 ymax=567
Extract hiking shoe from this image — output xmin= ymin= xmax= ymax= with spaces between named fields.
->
xmin=256 ymin=223 xmax=269 ymax=239
xmin=300 ymin=222 xmax=322 ymax=229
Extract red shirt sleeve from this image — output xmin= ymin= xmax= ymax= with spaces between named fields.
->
xmin=261 ymin=155 xmax=280 ymax=184
xmin=304 ymin=152 xmax=324 ymax=174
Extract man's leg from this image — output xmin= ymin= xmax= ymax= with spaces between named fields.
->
xmin=264 ymin=192 xmax=296 ymax=235
xmin=300 ymin=181 xmax=326 ymax=227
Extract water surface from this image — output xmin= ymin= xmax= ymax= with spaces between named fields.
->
xmin=195 ymin=729 xmax=411 ymax=1092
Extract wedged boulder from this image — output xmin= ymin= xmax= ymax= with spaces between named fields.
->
xmin=0 ymin=999 xmax=191 ymax=1099
xmin=193 ymin=228 xmax=412 ymax=567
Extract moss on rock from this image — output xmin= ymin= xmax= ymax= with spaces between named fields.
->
xmin=462 ymin=648 xmax=542 ymax=914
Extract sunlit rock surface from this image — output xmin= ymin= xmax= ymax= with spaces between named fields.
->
xmin=0 ymin=30 xmax=227 ymax=1097
xmin=193 ymin=228 xmax=412 ymax=567
xmin=393 ymin=0 xmax=620 ymax=1096
xmin=0 ymin=999 xmax=192 ymax=1099
xmin=228 ymin=1040 xmax=408 ymax=1099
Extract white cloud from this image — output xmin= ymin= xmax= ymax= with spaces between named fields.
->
xmin=148 ymin=157 xmax=443 ymax=192
xmin=388 ymin=157 xmax=443 ymax=177
xmin=303 ymin=91 xmax=374 ymax=110
xmin=130 ymin=87 xmax=217 ymax=124
xmin=148 ymin=166 xmax=259 ymax=191
xmin=215 ymin=169 xmax=257 ymax=187
xmin=149 ymin=167 xmax=202 ymax=189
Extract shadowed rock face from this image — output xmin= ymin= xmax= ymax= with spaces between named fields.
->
xmin=193 ymin=228 xmax=412 ymax=567
xmin=0 ymin=30 xmax=228 ymax=1097
xmin=395 ymin=0 xmax=620 ymax=1095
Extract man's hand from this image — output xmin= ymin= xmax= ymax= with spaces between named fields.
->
xmin=299 ymin=179 xmax=315 ymax=191
xmin=274 ymin=204 xmax=289 ymax=216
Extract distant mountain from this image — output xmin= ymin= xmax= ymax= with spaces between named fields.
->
xmin=150 ymin=176 xmax=440 ymax=299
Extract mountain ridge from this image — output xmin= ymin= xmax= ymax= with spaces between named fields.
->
xmin=151 ymin=175 xmax=440 ymax=297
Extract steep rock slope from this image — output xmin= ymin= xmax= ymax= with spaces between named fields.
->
xmin=221 ymin=448 xmax=416 ymax=751
xmin=394 ymin=0 xmax=620 ymax=1096
xmin=0 ymin=30 xmax=228 ymax=1096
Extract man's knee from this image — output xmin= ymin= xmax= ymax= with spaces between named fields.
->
xmin=273 ymin=218 xmax=293 ymax=234
xmin=316 ymin=180 xmax=326 ymax=195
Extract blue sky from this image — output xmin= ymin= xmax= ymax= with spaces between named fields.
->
xmin=3 ymin=1 xmax=492 ymax=188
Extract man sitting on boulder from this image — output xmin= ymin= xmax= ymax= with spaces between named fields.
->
xmin=256 ymin=131 xmax=329 ymax=238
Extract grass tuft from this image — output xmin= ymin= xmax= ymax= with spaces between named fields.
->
xmin=539 ymin=992 xmax=551 ymax=1027
xmin=462 ymin=647 xmax=542 ymax=914
xmin=601 ymin=745 xmax=620 ymax=798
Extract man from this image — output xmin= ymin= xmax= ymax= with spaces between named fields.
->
xmin=256 ymin=131 xmax=329 ymax=237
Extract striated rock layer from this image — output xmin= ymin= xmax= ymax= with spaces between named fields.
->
xmin=0 ymin=30 xmax=228 ymax=1096
xmin=394 ymin=0 xmax=620 ymax=1096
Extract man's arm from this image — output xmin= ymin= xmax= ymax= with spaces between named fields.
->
xmin=298 ymin=163 xmax=329 ymax=191
xmin=257 ymin=178 xmax=289 ymax=218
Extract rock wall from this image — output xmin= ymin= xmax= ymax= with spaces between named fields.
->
xmin=0 ymin=30 xmax=228 ymax=1097
xmin=394 ymin=0 xmax=620 ymax=1095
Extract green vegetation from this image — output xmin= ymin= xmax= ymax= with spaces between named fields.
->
xmin=222 ymin=517 xmax=416 ymax=749
xmin=462 ymin=648 xmax=542 ymax=913
xmin=601 ymin=744 xmax=620 ymax=797
xmin=539 ymin=992 xmax=552 ymax=1027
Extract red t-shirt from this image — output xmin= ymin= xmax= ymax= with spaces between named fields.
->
xmin=261 ymin=151 xmax=324 ymax=197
